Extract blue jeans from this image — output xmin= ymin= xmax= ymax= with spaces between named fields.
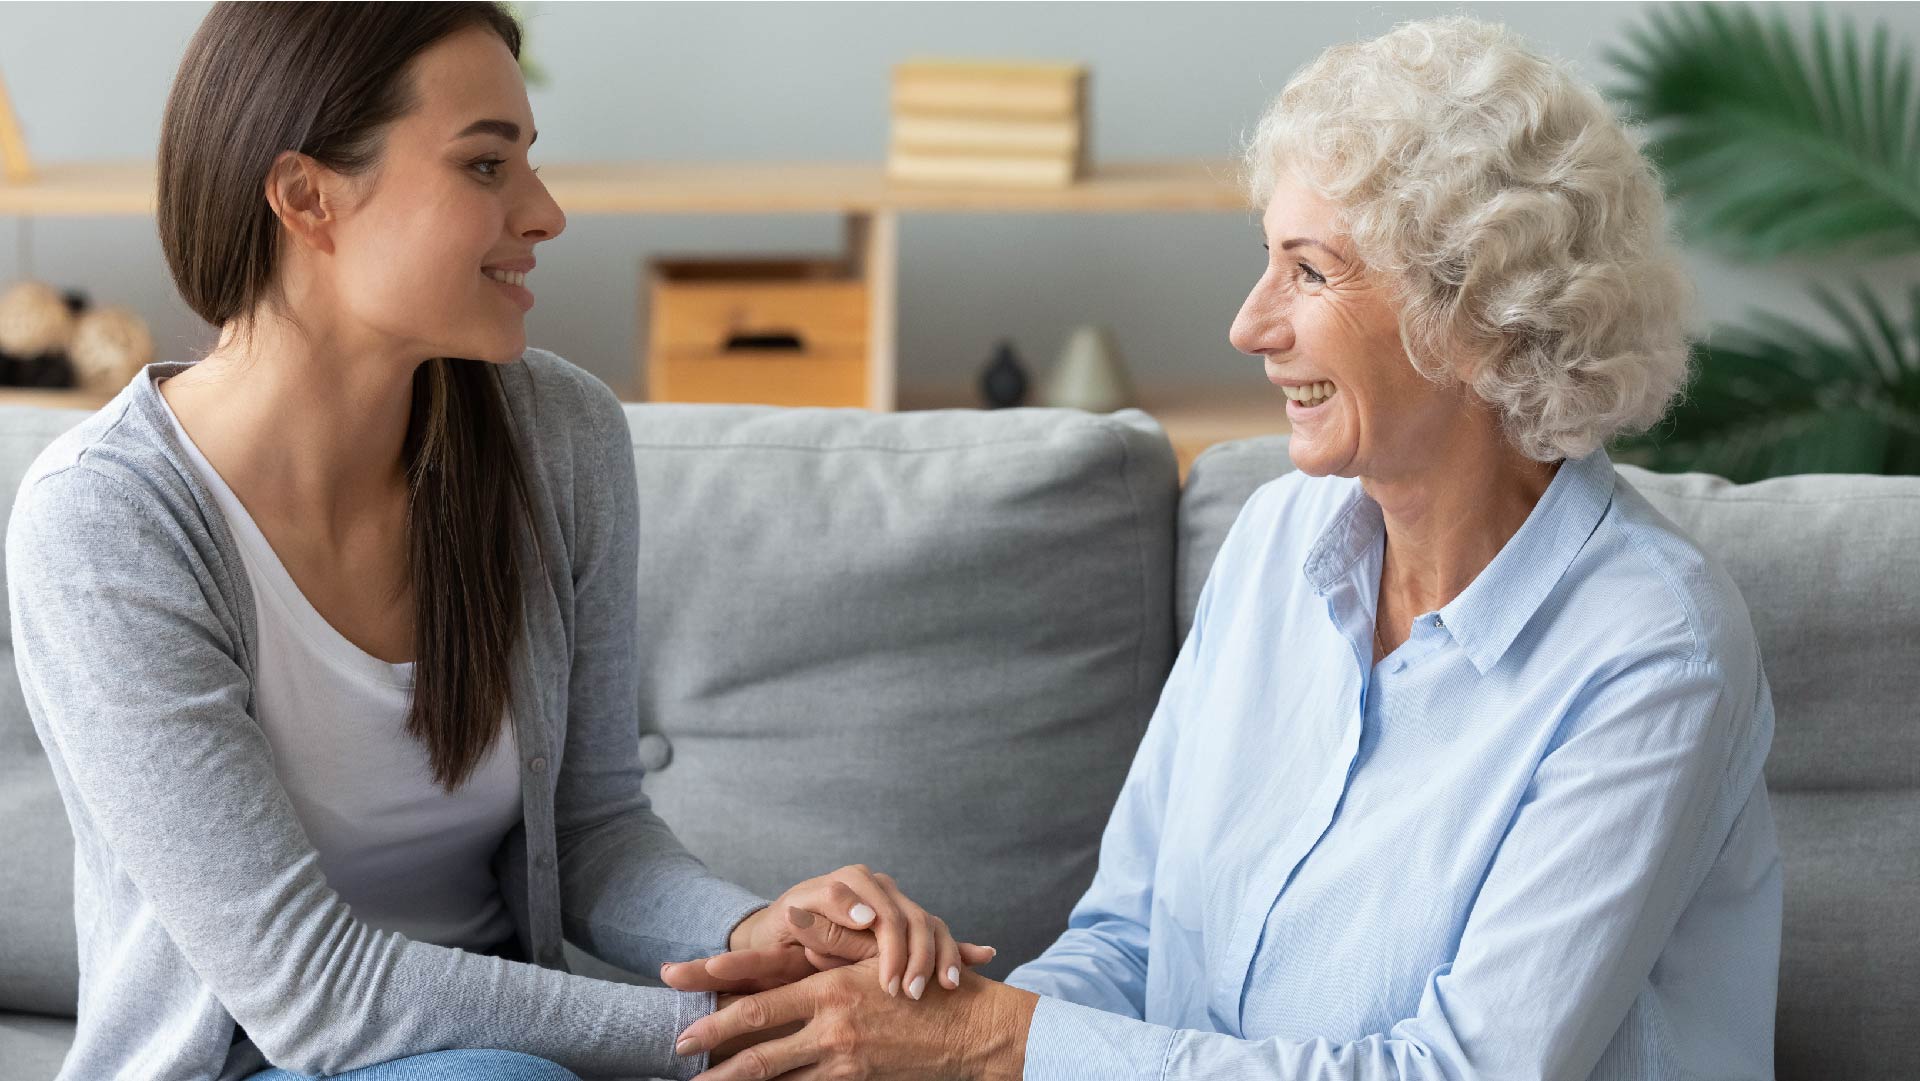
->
xmin=245 ymin=1049 xmax=582 ymax=1080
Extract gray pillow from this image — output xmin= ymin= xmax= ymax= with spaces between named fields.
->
xmin=620 ymin=404 xmax=1180 ymax=978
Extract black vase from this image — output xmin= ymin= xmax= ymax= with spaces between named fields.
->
xmin=978 ymin=340 xmax=1029 ymax=409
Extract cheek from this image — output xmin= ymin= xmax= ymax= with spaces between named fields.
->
xmin=340 ymin=200 xmax=494 ymax=315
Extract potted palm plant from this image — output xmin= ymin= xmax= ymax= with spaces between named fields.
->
xmin=1605 ymin=2 xmax=1920 ymax=479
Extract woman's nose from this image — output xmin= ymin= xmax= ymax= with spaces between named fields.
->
xmin=519 ymin=177 xmax=566 ymax=243
xmin=1229 ymin=280 xmax=1291 ymax=356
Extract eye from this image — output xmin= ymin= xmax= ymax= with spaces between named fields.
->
xmin=472 ymin=158 xmax=543 ymax=180
xmin=1298 ymin=263 xmax=1327 ymax=285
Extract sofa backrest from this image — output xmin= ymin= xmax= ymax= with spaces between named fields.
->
xmin=1180 ymin=435 xmax=1920 ymax=1081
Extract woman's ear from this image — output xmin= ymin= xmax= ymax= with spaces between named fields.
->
xmin=263 ymin=149 xmax=340 ymax=255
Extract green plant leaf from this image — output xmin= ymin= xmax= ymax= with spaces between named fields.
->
xmin=1614 ymin=279 xmax=1920 ymax=480
xmin=1605 ymin=2 xmax=1920 ymax=259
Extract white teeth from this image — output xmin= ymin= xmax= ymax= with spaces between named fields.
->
xmin=1285 ymin=381 xmax=1337 ymax=405
xmin=484 ymin=268 xmax=527 ymax=286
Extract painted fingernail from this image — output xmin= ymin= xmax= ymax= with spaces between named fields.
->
xmin=787 ymin=905 xmax=815 ymax=928
xmin=947 ymin=965 xmax=960 ymax=987
xmin=908 ymin=975 xmax=926 ymax=1000
xmin=886 ymin=975 xmax=900 ymax=997
xmin=849 ymin=903 xmax=875 ymax=925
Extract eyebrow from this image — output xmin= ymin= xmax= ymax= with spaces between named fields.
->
xmin=453 ymin=118 xmax=537 ymax=147
xmin=1279 ymin=237 xmax=1346 ymax=264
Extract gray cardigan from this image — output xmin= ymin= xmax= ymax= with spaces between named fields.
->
xmin=5 ymin=348 xmax=767 ymax=1081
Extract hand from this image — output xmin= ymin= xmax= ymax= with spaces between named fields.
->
xmin=674 ymin=959 xmax=1038 ymax=1081
xmin=666 ymin=905 xmax=997 ymax=998
xmin=663 ymin=864 xmax=996 ymax=1000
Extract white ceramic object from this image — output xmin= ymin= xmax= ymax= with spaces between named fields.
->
xmin=1040 ymin=324 xmax=1136 ymax=413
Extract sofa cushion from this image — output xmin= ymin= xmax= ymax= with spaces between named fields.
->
xmin=1 ymin=407 xmax=94 ymax=1017
xmin=0 ymin=1011 xmax=76 ymax=1081
xmin=621 ymin=404 xmax=1179 ymax=976
xmin=1178 ymin=434 xmax=1920 ymax=1081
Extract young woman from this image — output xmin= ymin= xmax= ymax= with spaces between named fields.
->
xmin=5 ymin=5 xmax=984 ymax=1080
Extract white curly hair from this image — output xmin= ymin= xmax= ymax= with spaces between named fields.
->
xmin=1243 ymin=15 xmax=1695 ymax=461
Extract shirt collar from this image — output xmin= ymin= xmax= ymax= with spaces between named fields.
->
xmin=1302 ymin=448 xmax=1616 ymax=675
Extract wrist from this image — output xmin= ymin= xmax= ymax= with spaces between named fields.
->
xmin=727 ymin=907 xmax=765 ymax=953
xmin=948 ymin=977 xmax=1036 ymax=1081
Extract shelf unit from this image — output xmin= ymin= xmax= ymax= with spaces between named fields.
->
xmin=1 ymin=159 xmax=1285 ymax=466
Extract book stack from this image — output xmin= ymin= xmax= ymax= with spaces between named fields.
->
xmin=887 ymin=59 xmax=1089 ymax=188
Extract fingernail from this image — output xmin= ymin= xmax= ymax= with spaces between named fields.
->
xmin=908 ymin=975 xmax=926 ymax=1000
xmin=850 ymin=903 xmax=875 ymax=926
xmin=946 ymin=965 xmax=960 ymax=987
xmin=787 ymin=905 xmax=815 ymax=928
xmin=660 ymin=962 xmax=672 ymax=978
xmin=675 ymin=1037 xmax=699 ymax=1056
xmin=985 ymin=946 xmax=998 ymax=959
xmin=886 ymin=975 xmax=900 ymax=997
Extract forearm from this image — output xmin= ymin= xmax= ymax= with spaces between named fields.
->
xmin=558 ymin=809 xmax=766 ymax=970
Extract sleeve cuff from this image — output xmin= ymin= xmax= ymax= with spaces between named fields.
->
xmin=665 ymin=989 xmax=718 ymax=1080
xmin=1023 ymin=994 xmax=1174 ymax=1081
xmin=712 ymin=893 xmax=770 ymax=953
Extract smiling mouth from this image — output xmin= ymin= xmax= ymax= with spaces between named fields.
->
xmin=482 ymin=268 xmax=527 ymax=286
xmin=1282 ymin=381 xmax=1338 ymax=407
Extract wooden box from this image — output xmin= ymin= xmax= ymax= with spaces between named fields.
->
xmin=644 ymin=257 xmax=870 ymax=408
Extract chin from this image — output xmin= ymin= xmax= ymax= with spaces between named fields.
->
xmin=1284 ymin=439 xmax=1359 ymax=480
xmin=466 ymin=333 xmax=527 ymax=365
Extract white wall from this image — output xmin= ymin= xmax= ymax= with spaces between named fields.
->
xmin=4 ymin=1 xmax=1918 ymax=401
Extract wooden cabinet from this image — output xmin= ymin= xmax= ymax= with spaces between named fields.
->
xmin=646 ymin=256 xmax=872 ymax=408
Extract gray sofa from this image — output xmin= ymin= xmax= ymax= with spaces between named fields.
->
xmin=2 ymin=400 xmax=1914 ymax=1080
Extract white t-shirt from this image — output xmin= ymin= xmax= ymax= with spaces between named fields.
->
xmin=157 ymin=378 xmax=523 ymax=951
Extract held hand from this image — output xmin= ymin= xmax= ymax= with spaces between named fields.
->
xmin=665 ymin=908 xmax=997 ymax=995
xmin=675 ymin=960 xmax=1038 ymax=1081
xmin=663 ymin=864 xmax=996 ymax=999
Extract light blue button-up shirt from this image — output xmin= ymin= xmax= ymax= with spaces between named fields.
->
xmin=1007 ymin=449 xmax=1781 ymax=1080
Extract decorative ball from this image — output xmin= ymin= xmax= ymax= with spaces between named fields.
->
xmin=69 ymin=305 xmax=156 ymax=392
xmin=0 ymin=280 xmax=77 ymax=358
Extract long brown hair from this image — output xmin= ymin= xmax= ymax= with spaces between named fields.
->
xmin=158 ymin=2 xmax=541 ymax=792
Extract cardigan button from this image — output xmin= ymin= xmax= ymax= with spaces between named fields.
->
xmin=527 ymin=756 xmax=547 ymax=774
xmin=637 ymin=733 xmax=674 ymax=772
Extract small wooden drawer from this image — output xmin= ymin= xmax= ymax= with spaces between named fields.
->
xmin=645 ymin=257 xmax=870 ymax=408
xmin=652 ymin=345 xmax=868 ymax=408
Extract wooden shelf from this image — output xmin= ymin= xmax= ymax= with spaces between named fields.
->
xmin=2 ymin=158 xmax=1250 ymax=416
xmin=0 ymin=159 xmax=1247 ymax=217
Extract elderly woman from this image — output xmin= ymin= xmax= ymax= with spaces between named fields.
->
xmin=663 ymin=15 xmax=1781 ymax=1079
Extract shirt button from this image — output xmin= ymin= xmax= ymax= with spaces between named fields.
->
xmin=1433 ymin=614 xmax=1444 ymax=628
xmin=527 ymin=756 xmax=547 ymax=773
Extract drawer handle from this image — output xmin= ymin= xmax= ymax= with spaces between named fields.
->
xmin=724 ymin=331 xmax=805 ymax=351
